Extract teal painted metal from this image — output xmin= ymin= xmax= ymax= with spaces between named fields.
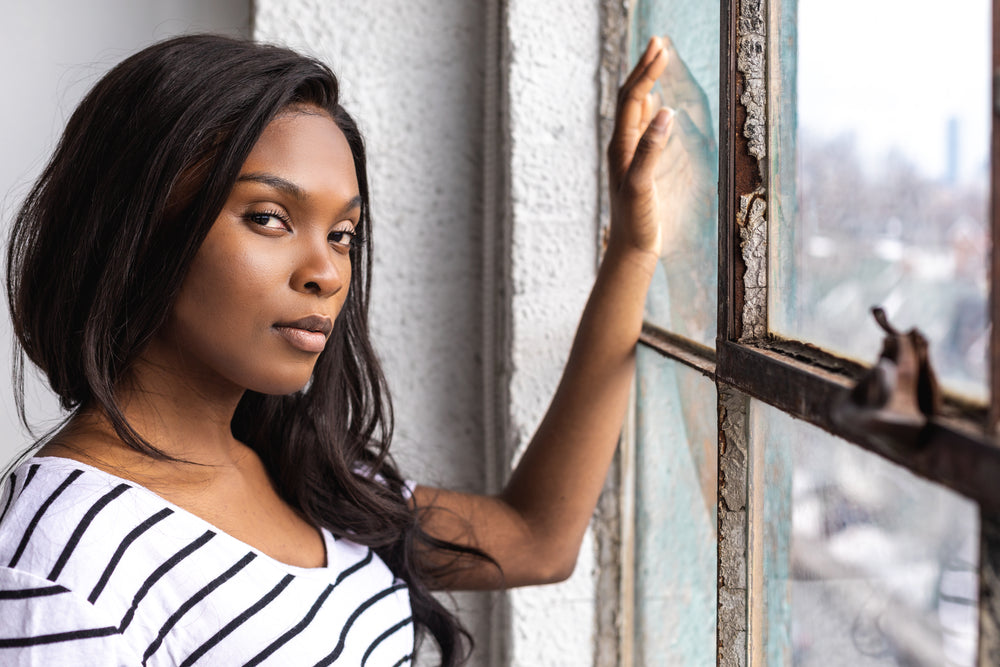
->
xmin=767 ymin=0 xmax=799 ymax=334
xmin=635 ymin=346 xmax=718 ymax=665
xmin=630 ymin=0 xmax=720 ymax=349
xmin=750 ymin=403 xmax=794 ymax=666
xmin=630 ymin=0 xmax=720 ymax=125
xmin=629 ymin=2 xmax=722 ymax=663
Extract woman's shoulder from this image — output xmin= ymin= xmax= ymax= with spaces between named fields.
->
xmin=0 ymin=456 xmax=161 ymax=581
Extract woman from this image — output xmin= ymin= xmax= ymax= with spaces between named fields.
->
xmin=0 ymin=34 xmax=672 ymax=665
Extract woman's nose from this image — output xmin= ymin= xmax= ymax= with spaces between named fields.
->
xmin=290 ymin=238 xmax=348 ymax=297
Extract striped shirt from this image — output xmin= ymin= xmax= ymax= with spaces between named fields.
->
xmin=0 ymin=457 xmax=414 ymax=666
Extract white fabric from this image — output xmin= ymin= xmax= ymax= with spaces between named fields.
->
xmin=0 ymin=457 xmax=414 ymax=666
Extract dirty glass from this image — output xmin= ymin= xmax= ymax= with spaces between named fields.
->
xmin=630 ymin=0 xmax=719 ymax=348
xmin=633 ymin=346 xmax=717 ymax=664
xmin=768 ymin=0 xmax=990 ymax=401
xmin=751 ymin=401 xmax=979 ymax=666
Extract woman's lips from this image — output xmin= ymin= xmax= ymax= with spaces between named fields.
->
xmin=273 ymin=315 xmax=333 ymax=353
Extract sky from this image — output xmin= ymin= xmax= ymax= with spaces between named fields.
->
xmin=797 ymin=0 xmax=990 ymax=182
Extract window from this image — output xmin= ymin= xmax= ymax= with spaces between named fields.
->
xmin=611 ymin=0 xmax=999 ymax=664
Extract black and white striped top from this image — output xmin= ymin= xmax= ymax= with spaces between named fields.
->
xmin=0 ymin=457 xmax=414 ymax=666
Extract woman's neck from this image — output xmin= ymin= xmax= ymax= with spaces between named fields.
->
xmin=40 ymin=362 xmax=251 ymax=486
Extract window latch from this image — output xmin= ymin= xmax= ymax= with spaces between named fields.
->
xmin=831 ymin=307 xmax=941 ymax=453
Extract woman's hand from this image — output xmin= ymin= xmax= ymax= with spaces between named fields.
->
xmin=607 ymin=37 xmax=674 ymax=260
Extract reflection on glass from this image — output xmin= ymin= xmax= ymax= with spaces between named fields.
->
xmin=769 ymin=0 xmax=989 ymax=400
xmin=633 ymin=347 xmax=717 ymax=664
xmin=631 ymin=0 xmax=719 ymax=347
xmin=752 ymin=401 xmax=979 ymax=666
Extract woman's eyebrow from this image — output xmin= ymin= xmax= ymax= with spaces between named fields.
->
xmin=236 ymin=173 xmax=362 ymax=217
xmin=342 ymin=195 xmax=363 ymax=216
xmin=236 ymin=172 xmax=307 ymax=201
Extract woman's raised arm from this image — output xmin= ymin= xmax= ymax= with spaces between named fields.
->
xmin=412 ymin=36 xmax=675 ymax=590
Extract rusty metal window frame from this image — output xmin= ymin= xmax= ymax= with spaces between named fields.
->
xmin=617 ymin=0 xmax=1000 ymax=663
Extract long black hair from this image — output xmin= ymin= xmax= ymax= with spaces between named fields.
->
xmin=7 ymin=34 xmax=480 ymax=664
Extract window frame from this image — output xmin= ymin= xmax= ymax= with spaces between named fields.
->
xmin=607 ymin=0 xmax=1000 ymax=663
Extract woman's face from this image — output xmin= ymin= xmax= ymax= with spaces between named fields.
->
xmin=147 ymin=107 xmax=361 ymax=397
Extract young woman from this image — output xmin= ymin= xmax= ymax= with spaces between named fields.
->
xmin=0 ymin=34 xmax=673 ymax=665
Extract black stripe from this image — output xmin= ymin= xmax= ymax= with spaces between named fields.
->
xmin=179 ymin=573 xmax=294 ymax=667
xmin=0 ymin=625 xmax=119 ymax=648
xmin=9 ymin=470 xmax=84 ymax=568
xmin=361 ymin=616 xmax=413 ymax=667
xmin=334 ymin=548 xmax=374 ymax=586
xmin=119 ymin=530 xmax=215 ymax=632
xmin=48 ymin=483 xmax=130 ymax=582
xmin=89 ymin=508 xmax=174 ymax=603
xmin=312 ymin=583 xmax=408 ymax=666
xmin=242 ymin=548 xmax=373 ymax=666
xmin=243 ymin=583 xmax=335 ymax=666
xmin=0 ymin=584 xmax=69 ymax=600
xmin=20 ymin=464 xmax=39 ymax=495
xmin=390 ymin=654 xmax=412 ymax=667
xmin=142 ymin=552 xmax=257 ymax=664
xmin=0 ymin=472 xmax=17 ymax=528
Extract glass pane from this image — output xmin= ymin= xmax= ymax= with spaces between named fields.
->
xmin=751 ymin=400 xmax=979 ymax=666
xmin=633 ymin=347 xmax=717 ymax=664
xmin=769 ymin=0 xmax=990 ymax=401
xmin=631 ymin=0 xmax=719 ymax=347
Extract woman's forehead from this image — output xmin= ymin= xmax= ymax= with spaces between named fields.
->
xmin=240 ymin=110 xmax=359 ymax=200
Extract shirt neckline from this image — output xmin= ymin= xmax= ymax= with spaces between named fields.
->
xmin=23 ymin=455 xmax=338 ymax=577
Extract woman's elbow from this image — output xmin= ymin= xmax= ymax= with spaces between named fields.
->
xmin=516 ymin=547 xmax=579 ymax=586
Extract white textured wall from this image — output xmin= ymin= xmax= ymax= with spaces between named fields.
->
xmin=502 ymin=0 xmax=601 ymax=664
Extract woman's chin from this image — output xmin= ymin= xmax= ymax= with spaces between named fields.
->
xmin=246 ymin=369 xmax=317 ymax=396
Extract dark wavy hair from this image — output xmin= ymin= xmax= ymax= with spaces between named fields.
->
xmin=6 ymin=34 xmax=479 ymax=665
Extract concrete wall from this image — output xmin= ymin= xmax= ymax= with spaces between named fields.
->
xmin=502 ymin=1 xmax=602 ymax=664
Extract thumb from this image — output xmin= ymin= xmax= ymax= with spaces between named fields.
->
xmin=626 ymin=107 xmax=674 ymax=187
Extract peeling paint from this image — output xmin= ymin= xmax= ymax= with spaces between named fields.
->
xmin=595 ymin=3 xmax=629 ymax=666
xmin=718 ymin=387 xmax=749 ymax=667
xmin=980 ymin=514 xmax=1000 ymax=664
xmin=737 ymin=0 xmax=766 ymax=162
xmin=597 ymin=0 xmax=629 ymax=263
xmin=738 ymin=189 xmax=767 ymax=340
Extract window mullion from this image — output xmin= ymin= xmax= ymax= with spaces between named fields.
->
xmin=979 ymin=3 xmax=1000 ymax=662
xmin=990 ymin=0 xmax=1000 ymax=434
xmin=716 ymin=0 xmax=762 ymax=663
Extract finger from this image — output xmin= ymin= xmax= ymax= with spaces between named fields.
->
xmin=640 ymin=93 xmax=654 ymax=130
xmin=613 ymin=47 xmax=669 ymax=153
xmin=609 ymin=40 xmax=670 ymax=185
xmin=620 ymin=36 xmax=662 ymax=92
xmin=609 ymin=77 xmax=664 ymax=184
xmin=610 ymin=49 xmax=666 ymax=150
xmin=625 ymin=107 xmax=674 ymax=188
xmin=616 ymin=46 xmax=667 ymax=122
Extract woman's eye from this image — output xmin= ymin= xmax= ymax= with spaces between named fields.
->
xmin=246 ymin=211 xmax=288 ymax=229
xmin=330 ymin=229 xmax=356 ymax=249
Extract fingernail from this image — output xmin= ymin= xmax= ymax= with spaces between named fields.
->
xmin=652 ymin=107 xmax=674 ymax=132
xmin=650 ymin=36 xmax=662 ymax=50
